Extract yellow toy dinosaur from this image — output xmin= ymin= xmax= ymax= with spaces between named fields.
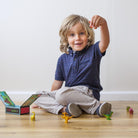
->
xmin=31 ymin=112 xmax=35 ymax=121
xmin=61 ymin=112 xmax=72 ymax=123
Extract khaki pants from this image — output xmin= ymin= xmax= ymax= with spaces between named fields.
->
xmin=34 ymin=86 xmax=100 ymax=115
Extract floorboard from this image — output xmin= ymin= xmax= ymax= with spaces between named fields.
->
xmin=0 ymin=101 xmax=138 ymax=138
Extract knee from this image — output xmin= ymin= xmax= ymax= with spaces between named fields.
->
xmin=55 ymin=92 xmax=67 ymax=105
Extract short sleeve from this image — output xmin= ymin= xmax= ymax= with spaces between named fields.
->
xmin=93 ymin=41 xmax=106 ymax=58
xmin=55 ymin=56 xmax=65 ymax=81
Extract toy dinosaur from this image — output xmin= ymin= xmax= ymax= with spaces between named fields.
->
xmin=61 ymin=112 xmax=72 ymax=123
xmin=31 ymin=112 xmax=35 ymax=121
xmin=103 ymin=111 xmax=113 ymax=120
xmin=126 ymin=106 xmax=134 ymax=115
xmin=126 ymin=106 xmax=130 ymax=112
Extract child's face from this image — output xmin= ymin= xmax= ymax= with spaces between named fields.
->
xmin=67 ymin=23 xmax=88 ymax=51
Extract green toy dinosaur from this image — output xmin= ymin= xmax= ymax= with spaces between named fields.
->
xmin=103 ymin=111 xmax=113 ymax=120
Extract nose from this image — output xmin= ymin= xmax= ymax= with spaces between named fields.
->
xmin=75 ymin=34 xmax=80 ymax=40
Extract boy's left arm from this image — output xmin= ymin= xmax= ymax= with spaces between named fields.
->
xmin=90 ymin=15 xmax=110 ymax=53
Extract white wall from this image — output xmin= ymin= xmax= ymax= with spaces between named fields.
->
xmin=0 ymin=0 xmax=138 ymax=93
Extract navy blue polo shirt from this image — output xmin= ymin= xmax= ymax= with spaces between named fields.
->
xmin=55 ymin=41 xmax=105 ymax=100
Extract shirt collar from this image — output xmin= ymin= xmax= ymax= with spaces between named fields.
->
xmin=68 ymin=46 xmax=88 ymax=56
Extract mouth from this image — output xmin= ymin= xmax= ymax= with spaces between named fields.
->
xmin=75 ymin=42 xmax=83 ymax=46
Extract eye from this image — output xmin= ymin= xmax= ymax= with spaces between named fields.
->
xmin=80 ymin=32 xmax=85 ymax=35
xmin=70 ymin=33 xmax=75 ymax=37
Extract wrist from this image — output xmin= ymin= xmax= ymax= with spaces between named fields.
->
xmin=100 ymin=20 xmax=108 ymax=29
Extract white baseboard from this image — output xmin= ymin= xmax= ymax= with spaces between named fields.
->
xmin=100 ymin=91 xmax=138 ymax=101
xmin=2 ymin=91 xmax=138 ymax=101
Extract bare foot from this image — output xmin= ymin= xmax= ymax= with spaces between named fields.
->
xmin=59 ymin=106 xmax=66 ymax=113
xmin=32 ymin=104 xmax=41 ymax=109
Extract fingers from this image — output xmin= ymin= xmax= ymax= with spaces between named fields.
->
xmin=89 ymin=15 xmax=106 ymax=29
xmin=92 ymin=16 xmax=101 ymax=29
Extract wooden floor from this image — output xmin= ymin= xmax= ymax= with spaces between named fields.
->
xmin=0 ymin=101 xmax=138 ymax=138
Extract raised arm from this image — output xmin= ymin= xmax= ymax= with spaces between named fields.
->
xmin=89 ymin=15 xmax=110 ymax=53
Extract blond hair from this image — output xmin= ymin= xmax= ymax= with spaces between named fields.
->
xmin=59 ymin=14 xmax=95 ymax=54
